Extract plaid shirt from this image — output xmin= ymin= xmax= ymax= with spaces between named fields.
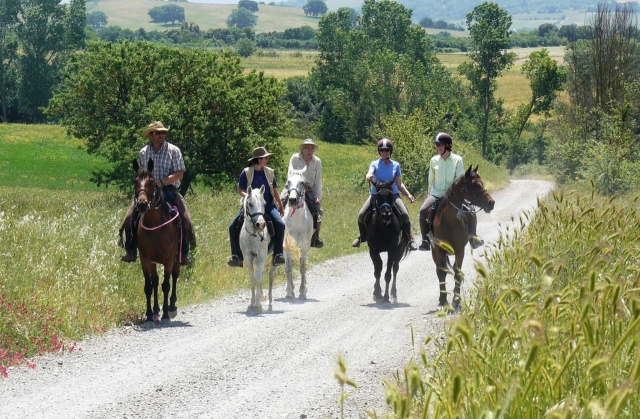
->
xmin=137 ymin=141 xmax=186 ymax=188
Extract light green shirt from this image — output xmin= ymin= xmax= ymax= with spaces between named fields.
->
xmin=428 ymin=152 xmax=464 ymax=198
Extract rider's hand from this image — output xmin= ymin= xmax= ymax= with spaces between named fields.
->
xmin=408 ymin=194 xmax=415 ymax=203
xmin=278 ymin=205 xmax=285 ymax=216
xmin=314 ymin=198 xmax=321 ymax=205
xmin=366 ymin=173 xmax=373 ymax=182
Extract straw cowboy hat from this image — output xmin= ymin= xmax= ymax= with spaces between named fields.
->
xmin=248 ymin=146 xmax=273 ymax=161
xmin=299 ymin=138 xmax=318 ymax=152
xmin=142 ymin=121 xmax=170 ymax=139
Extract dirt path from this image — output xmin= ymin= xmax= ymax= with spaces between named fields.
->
xmin=0 ymin=180 xmax=553 ymax=419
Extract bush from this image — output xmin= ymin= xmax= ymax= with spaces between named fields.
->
xmin=235 ymin=37 xmax=256 ymax=57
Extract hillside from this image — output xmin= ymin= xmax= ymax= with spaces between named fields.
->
xmin=87 ymin=0 xmax=321 ymax=32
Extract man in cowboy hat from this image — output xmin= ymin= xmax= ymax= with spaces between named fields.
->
xmin=119 ymin=121 xmax=196 ymax=265
xmin=227 ymin=146 xmax=286 ymax=268
xmin=281 ymin=138 xmax=324 ymax=248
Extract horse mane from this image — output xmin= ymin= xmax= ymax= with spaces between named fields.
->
xmin=443 ymin=174 xmax=464 ymax=203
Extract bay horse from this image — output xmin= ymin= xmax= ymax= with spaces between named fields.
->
xmin=366 ymin=181 xmax=412 ymax=304
xmin=432 ymin=165 xmax=495 ymax=311
xmin=240 ymin=185 xmax=277 ymax=312
xmin=132 ymin=158 xmax=181 ymax=323
xmin=283 ymin=170 xmax=314 ymax=300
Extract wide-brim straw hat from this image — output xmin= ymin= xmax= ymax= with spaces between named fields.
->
xmin=142 ymin=121 xmax=170 ymax=139
xmin=248 ymin=146 xmax=273 ymax=161
xmin=299 ymin=138 xmax=318 ymax=152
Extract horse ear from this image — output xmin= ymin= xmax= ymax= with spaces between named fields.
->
xmin=247 ymin=185 xmax=252 ymax=194
xmin=465 ymin=165 xmax=472 ymax=176
xmin=133 ymin=159 xmax=139 ymax=172
xmin=474 ymin=165 xmax=479 ymax=173
xmin=259 ymin=184 xmax=265 ymax=194
xmin=148 ymin=158 xmax=154 ymax=172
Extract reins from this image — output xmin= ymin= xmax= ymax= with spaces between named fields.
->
xmin=243 ymin=195 xmax=267 ymax=242
xmin=447 ymin=176 xmax=485 ymax=220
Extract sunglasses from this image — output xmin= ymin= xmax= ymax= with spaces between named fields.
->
xmin=434 ymin=142 xmax=444 ymax=147
xmin=152 ymin=132 xmax=166 ymax=136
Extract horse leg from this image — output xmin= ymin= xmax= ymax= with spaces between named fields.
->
xmin=246 ymin=256 xmax=258 ymax=312
xmin=433 ymin=248 xmax=449 ymax=308
xmin=150 ymin=265 xmax=161 ymax=323
xmin=452 ymin=252 xmax=465 ymax=312
xmin=285 ymin=252 xmax=295 ymax=299
xmin=383 ymin=258 xmax=393 ymax=304
xmin=268 ymin=264 xmax=276 ymax=311
xmin=299 ymin=252 xmax=308 ymax=300
xmin=369 ymin=250 xmax=383 ymax=301
xmin=390 ymin=257 xmax=399 ymax=304
xmin=143 ymin=267 xmax=155 ymax=322
xmin=168 ymin=260 xmax=180 ymax=319
xmin=161 ymin=263 xmax=172 ymax=320
xmin=252 ymin=255 xmax=267 ymax=312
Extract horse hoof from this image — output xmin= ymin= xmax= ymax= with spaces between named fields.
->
xmin=298 ymin=294 xmax=307 ymax=301
xmin=286 ymin=294 xmax=295 ymax=300
xmin=391 ymin=297 xmax=397 ymax=305
xmin=152 ymin=314 xmax=160 ymax=324
xmin=168 ymin=310 xmax=177 ymax=319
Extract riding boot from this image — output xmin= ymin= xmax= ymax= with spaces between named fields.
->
xmin=351 ymin=221 xmax=367 ymax=248
xmin=181 ymin=228 xmax=192 ymax=265
xmin=400 ymin=213 xmax=417 ymax=251
xmin=120 ymin=229 xmax=138 ymax=263
xmin=311 ymin=220 xmax=324 ymax=248
xmin=419 ymin=216 xmax=431 ymax=251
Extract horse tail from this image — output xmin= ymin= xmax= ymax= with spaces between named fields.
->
xmin=118 ymin=227 xmax=125 ymax=248
xmin=284 ymin=229 xmax=301 ymax=261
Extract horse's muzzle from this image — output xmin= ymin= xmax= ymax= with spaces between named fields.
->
xmin=136 ymin=201 xmax=150 ymax=213
xmin=484 ymin=199 xmax=495 ymax=213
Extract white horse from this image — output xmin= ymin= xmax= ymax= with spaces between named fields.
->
xmin=283 ymin=170 xmax=315 ymax=300
xmin=239 ymin=185 xmax=277 ymax=312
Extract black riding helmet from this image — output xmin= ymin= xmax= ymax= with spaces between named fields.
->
xmin=377 ymin=138 xmax=394 ymax=156
xmin=434 ymin=132 xmax=453 ymax=145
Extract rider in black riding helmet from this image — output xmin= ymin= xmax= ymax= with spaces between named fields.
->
xmin=351 ymin=138 xmax=418 ymax=251
xmin=418 ymin=132 xmax=484 ymax=251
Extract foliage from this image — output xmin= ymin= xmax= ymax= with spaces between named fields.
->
xmin=303 ymin=0 xmax=327 ymax=18
xmin=282 ymin=75 xmax=322 ymax=136
xmin=148 ymin=4 xmax=185 ymax=25
xmin=0 ymin=0 xmax=20 ymax=123
xmin=86 ymin=11 xmax=108 ymax=29
xmin=458 ymin=1 xmax=516 ymax=158
xmin=227 ymin=7 xmax=258 ymax=29
xmin=312 ymin=0 xmax=457 ymax=144
xmin=235 ymin=36 xmax=256 ymax=57
xmin=385 ymin=186 xmax=640 ymax=417
xmin=45 ymin=41 xmax=289 ymax=194
xmin=238 ymin=0 xmax=258 ymax=13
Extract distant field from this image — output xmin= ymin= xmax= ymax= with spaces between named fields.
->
xmin=87 ymin=0 xmax=320 ymax=32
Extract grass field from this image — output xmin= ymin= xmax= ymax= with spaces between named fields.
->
xmin=86 ymin=0 xmax=320 ymax=32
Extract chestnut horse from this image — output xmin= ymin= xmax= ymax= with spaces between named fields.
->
xmin=132 ymin=159 xmax=181 ymax=323
xmin=366 ymin=181 xmax=412 ymax=304
xmin=432 ymin=165 xmax=495 ymax=311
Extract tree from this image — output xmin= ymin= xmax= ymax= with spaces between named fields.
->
xmin=86 ymin=11 xmax=108 ymax=30
xmin=238 ymin=0 xmax=258 ymax=12
xmin=303 ymin=0 xmax=327 ymax=17
xmin=313 ymin=0 xmax=457 ymax=143
xmin=227 ymin=7 xmax=257 ymax=29
xmin=458 ymin=2 xmax=515 ymax=157
xmin=235 ymin=37 xmax=256 ymax=57
xmin=0 ymin=0 xmax=20 ymax=122
xmin=15 ymin=0 xmax=86 ymax=122
xmin=148 ymin=4 xmax=185 ymax=25
xmin=514 ymin=48 xmax=566 ymax=139
xmin=46 ymin=41 xmax=289 ymax=194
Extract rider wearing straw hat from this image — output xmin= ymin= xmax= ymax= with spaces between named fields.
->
xmin=120 ymin=121 xmax=196 ymax=265
xmin=227 ymin=146 xmax=286 ymax=268
xmin=281 ymin=138 xmax=324 ymax=248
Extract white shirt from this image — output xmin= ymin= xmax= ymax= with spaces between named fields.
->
xmin=288 ymin=153 xmax=323 ymax=201
xmin=428 ymin=152 xmax=464 ymax=198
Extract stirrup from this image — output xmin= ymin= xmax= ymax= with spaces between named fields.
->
xmin=181 ymin=254 xmax=193 ymax=266
xmin=418 ymin=239 xmax=431 ymax=251
xmin=120 ymin=254 xmax=137 ymax=263
xmin=312 ymin=237 xmax=324 ymax=248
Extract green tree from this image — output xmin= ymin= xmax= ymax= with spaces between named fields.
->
xmin=226 ymin=7 xmax=257 ymax=29
xmin=458 ymin=2 xmax=515 ymax=157
xmin=514 ymin=48 xmax=566 ymax=139
xmin=15 ymin=0 xmax=86 ymax=122
xmin=45 ymin=41 xmax=289 ymax=194
xmin=86 ymin=11 xmax=108 ymax=29
xmin=303 ymin=0 xmax=327 ymax=17
xmin=148 ymin=4 xmax=185 ymax=25
xmin=235 ymin=37 xmax=255 ymax=57
xmin=313 ymin=0 xmax=456 ymax=144
xmin=238 ymin=0 xmax=258 ymax=12
xmin=0 ymin=0 xmax=20 ymax=122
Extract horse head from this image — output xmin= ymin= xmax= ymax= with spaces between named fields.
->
xmin=373 ymin=181 xmax=395 ymax=225
xmin=286 ymin=171 xmax=308 ymax=208
xmin=133 ymin=158 xmax=158 ymax=214
xmin=459 ymin=165 xmax=495 ymax=213
xmin=244 ymin=185 xmax=267 ymax=232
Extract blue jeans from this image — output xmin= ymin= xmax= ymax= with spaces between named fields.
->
xmin=229 ymin=205 xmax=285 ymax=261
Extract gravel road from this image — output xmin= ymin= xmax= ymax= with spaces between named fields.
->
xmin=0 ymin=180 xmax=553 ymax=419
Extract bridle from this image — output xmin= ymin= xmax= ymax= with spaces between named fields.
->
xmin=243 ymin=193 xmax=267 ymax=241
xmin=135 ymin=175 xmax=164 ymax=211
xmin=449 ymin=176 xmax=487 ymax=218
xmin=287 ymin=177 xmax=306 ymax=216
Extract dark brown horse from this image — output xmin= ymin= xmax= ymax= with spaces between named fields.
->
xmin=366 ymin=181 xmax=412 ymax=304
xmin=132 ymin=159 xmax=181 ymax=323
xmin=432 ymin=165 xmax=495 ymax=311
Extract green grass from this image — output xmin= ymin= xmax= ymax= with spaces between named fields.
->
xmin=383 ymin=185 xmax=640 ymax=417
xmin=87 ymin=0 xmax=320 ymax=32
